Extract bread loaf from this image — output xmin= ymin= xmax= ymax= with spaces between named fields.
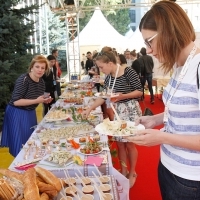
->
xmin=36 ymin=176 xmax=45 ymax=182
xmin=23 ymin=168 xmax=40 ymax=200
xmin=36 ymin=179 xmax=57 ymax=198
xmin=35 ymin=167 xmax=61 ymax=192
xmin=0 ymin=169 xmax=23 ymax=184
xmin=40 ymin=193 xmax=49 ymax=200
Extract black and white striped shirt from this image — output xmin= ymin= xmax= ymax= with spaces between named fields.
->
xmin=9 ymin=73 xmax=45 ymax=110
xmin=103 ymin=67 xmax=142 ymax=103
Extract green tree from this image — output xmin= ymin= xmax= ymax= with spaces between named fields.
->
xmin=79 ymin=0 xmax=130 ymax=35
xmin=106 ymin=9 xmax=130 ymax=35
xmin=46 ymin=11 xmax=66 ymax=50
xmin=0 ymin=0 xmax=38 ymax=129
xmin=41 ymin=10 xmax=67 ymax=71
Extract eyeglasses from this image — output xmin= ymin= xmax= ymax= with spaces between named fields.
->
xmin=144 ymin=33 xmax=158 ymax=48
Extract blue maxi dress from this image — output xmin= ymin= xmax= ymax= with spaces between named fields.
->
xmin=1 ymin=105 xmax=37 ymax=157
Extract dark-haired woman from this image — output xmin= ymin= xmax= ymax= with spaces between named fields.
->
xmin=1 ymin=55 xmax=52 ymax=157
xmin=82 ymin=51 xmax=143 ymax=188
xmin=117 ymin=54 xmax=127 ymax=69
xmin=42 ymin=55 xmax=57 ymax=116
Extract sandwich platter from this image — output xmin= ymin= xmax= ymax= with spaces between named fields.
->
xmin=95 ymin=120 xmax=145 ymax=137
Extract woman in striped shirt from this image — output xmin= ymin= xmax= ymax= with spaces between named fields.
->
xmin=126 ymin=1 xmax=200 ymax=199
xmin=83 ymin=51 xmax=143 ymax=188
xmin=1 ymin=55 xmax=52 ymax=157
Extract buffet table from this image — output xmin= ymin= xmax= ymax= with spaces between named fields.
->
xmin=9 ymin=83 xmax=129 ymax=200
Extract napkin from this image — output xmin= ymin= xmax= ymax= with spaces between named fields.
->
xmin=84 ymin=156 xmax=104 ymax=167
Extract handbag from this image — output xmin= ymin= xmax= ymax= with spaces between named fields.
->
xmin=143 ymin=107 xmax=154 ymax=116
xmin=142 ymin=100 xmax=154 ymax=116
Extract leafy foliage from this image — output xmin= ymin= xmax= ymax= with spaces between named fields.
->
xmin=106 ymin=9 xmax=130 ymax=35
xmin=41 ymin=11 xmax=67 ymax=71
xmin=45 ymin=12 xmax=66 ymax=50
xmin=0 ymin=0 xmax=38 ymax=130
xmin=79 ymin=0 xmax=130 ymax=35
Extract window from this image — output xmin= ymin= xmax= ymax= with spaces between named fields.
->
xmin=129 ymin=10 xmax=136 ymax=23
xmin=131 ymin=26 xmax=136 ymax=31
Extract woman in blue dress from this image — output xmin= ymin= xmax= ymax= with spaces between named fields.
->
xmin=1 ymin=55 xmax=52 ymax=157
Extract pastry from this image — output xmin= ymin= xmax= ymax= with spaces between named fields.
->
xmin=79 ymin=137 xmax=86 ymax=143
xmin=102 ymin=193 xmax=113 ymax=200
xmin=0 ymin=179 xmax=17 ymax=200
xmin=99 ymin=176 xmax=110 ymax=184
xmin=82 ymin=185 xmax=94 ymax=194
xmin=65 ymin=186 xmax=77 ymax=197
xmin=64 ymin=177 xmax=76 ymax=187
xmin=81 ymin=177 xmax=91 ymax=185
xmin=0 ymin=169 xmax=23 ymax=184
xmin=81 ymin=194 xmax=94 ymax=200
xmin=99 ymin=184 xmax=111 ymax=193
xmin=40 ymin=193 xmax=49 ymax=200
xmin=36 ymin=178 xmax=57 ymax=198
xmin=23 ymin=168 xmax=40 ymax=200
xmin=35 ymin=166 xmax=61 ymax=192
xmin=60 ymin=197 xmax=73 ymax=200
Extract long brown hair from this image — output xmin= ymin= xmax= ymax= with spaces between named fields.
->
xmin=139 ymin=1 xmax=195 ymax=73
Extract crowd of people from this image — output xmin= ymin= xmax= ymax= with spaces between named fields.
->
xmin=1 ymin=1 xmax=200 ymax=199
xmin=81 ymin=47 xmax=154 ymax=104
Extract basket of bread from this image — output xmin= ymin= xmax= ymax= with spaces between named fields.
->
xmin=0 ymin=167 xmax=64 ymax=200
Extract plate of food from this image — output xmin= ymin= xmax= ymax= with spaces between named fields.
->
xmin=95 ymin=118 xmax=145 ymax=137
xmin=77 ymin=141 xmax=103 ymax=155
xmin=45 ymin=151 xmax=73 ymax=166
xmin=94 ymin=92 xmax=119 ymax=99
xmin=44 ymin=109 xmax=71 ymax=122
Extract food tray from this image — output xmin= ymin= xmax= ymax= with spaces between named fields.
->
xmin=56 ymin=175 xmax=119 ymax=200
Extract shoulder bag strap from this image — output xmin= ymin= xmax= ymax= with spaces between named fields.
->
xmin=197 ymin=62 xmax=200 ymax=89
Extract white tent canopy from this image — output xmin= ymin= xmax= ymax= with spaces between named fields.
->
xmin=75 ymin=8 xmax=128 ymax=53
xmin=127 ymin=27 xmax=144 ymax=52
xmin=125 ymin=28 xmax=134 ymax=39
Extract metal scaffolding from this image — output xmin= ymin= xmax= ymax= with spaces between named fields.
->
xmin=45 ymin=0 xmax=200 ymax=81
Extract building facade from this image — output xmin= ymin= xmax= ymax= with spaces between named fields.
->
xmin=129 ymin=0 xmax=200 ymax=32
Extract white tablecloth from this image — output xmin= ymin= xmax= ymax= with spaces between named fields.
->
xmin=9 ymin=98 xmax=129 ymax=199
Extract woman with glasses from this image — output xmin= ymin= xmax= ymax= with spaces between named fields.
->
xmin=125 ymin=1 xmax=200 ymax=199
xmin=82 ymin=51 xmax=143 ymax=188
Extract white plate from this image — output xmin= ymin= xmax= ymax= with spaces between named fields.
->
xmin=44 ymin=157 xmax=74 ymax=167
xmin=44 ymin=117 xmax=70 ymax=122
xmin=77 ymin=147 xmax=103 ymax=156
xmin=95 ymin=121 xmax=145 ymax=137
xmin=59 ymin=95 xmax=70 ymax=99
xmin=94 ymin=93 xmax=119 ymax=99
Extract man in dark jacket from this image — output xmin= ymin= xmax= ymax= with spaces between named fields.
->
xmin=139 ymin=47 xmax=154 ymax=104
xmin=85 ymin=51 xmax=94 ymax=78
xmin=42 ymin=55 xmax=57 ymax=116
